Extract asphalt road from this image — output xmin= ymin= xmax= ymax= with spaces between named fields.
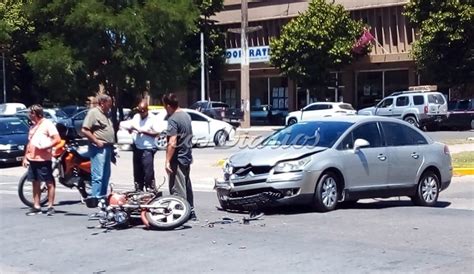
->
xmin=0 ymin=130 xmax=473 ymax=273
xmin=0 ymin=175 xmax=473 ymax=273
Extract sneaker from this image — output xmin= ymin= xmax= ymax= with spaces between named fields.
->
xmin=189 ymin=211 xmax=198 ymax=222
xmin=46 ymin=207 xmax=55 ymax=216
xmin=26 ymin=207 xmax=42 ymax=216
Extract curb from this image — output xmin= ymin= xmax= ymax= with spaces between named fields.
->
xmin=453 ymin=168 xmax=474 ymax=176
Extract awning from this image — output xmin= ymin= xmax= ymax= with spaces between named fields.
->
xmin=214 ymin=0 xmax=409 ymax=25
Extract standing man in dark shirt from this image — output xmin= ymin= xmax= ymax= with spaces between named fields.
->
xmin=162 ymin=93 xmax=197 ymax=221
xmin=82 ymin=94 xmax=115 ymax=201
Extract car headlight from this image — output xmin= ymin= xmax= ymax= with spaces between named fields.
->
xmin=274 ymin=156 xmax=312 ymax=173
xmin=223 ymin=159 xmax=233 ymax=174
xmin=17 ymin=145 xmax=25 ymax=150
xmin=0 ymin=144 xmax=12 ymax=150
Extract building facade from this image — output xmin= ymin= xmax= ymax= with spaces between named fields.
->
xmin=208 ymin=0 xmax=424 ymax=125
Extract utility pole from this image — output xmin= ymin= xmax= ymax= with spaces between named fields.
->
xmin=240 ymin=0 xmax=250 ymax=128
xmin=1 ymin=46 xmax=6 ymax=103
xmin=200 ymin=32 xmax=205 ymax=101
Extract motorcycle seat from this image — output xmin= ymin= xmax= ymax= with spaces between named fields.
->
xmin=70 ymin=148 xmax=90 ymax=161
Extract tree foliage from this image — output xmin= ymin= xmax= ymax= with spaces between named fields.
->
xmin=24 ymin=0 xmax=200 ymax=104
xmin=270 ymin=0 xmax=365 ymax=88
xmin=404 ymin=0 xmax=474 ymax=86
xmin=0 ymin=0 xmax=37 ymax=103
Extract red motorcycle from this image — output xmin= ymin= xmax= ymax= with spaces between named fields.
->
xmin=92 ymin=183 xmax=191 ymax=230
xmin=18 ymin=138 xmax=92 ymax=208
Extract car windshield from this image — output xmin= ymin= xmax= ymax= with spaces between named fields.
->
xmin=0 ymin=119 xmax=29 ymax=135
xmin=261 ymin=121 xmax=353 ymax=147
xmin=54 ymin=109 xmax=68 ymax=119
xmin=212 ymin=103 xmax=229 ymax=108
xmin=339 ymin=104 xmax=355 ymax=110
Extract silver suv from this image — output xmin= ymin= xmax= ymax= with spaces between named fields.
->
xmin=358 ymin=91 xmax=447 ymax=129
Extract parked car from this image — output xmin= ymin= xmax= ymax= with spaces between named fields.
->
xmin=17 ymin=108 xmax=68 ymax=124
xmin=285 ymin=102 xmax=356 ymax=126
xmin=0 ymin=117 xmax=29 ymax=164
xmin=0 ymin=113 xmax=32 ymax=126
xmin=440 ymin=99 xmax=474 ymax=130
xmin=116 ymin=108 xmax=164 ymax=150
xmin=60 ymin=105 xmax=87 ymax=118
xmin=117 ymin=108 xmax=236 ymax=150
xmin=215 ymin=116 xmax=452 ymax=212
xmin=357 ymin=90 xmax=448 ymax=129
xmin=251 ymin=104 xmax=288 ymax=125
xmin=57 ymin=109 xmax=88 ymax=138
xmin=0 ymin=103 xmax=27 ymax=115
xmin=190 ymin=101 xmax=243 ymax=126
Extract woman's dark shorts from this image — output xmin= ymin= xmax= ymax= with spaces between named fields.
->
xmin=27 ymin=160 xmax=54 ymax=183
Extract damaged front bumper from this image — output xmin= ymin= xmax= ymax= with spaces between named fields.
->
xmin=214 ymin=171 xmax=318 ymax=211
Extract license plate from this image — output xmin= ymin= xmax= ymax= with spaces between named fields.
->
xmin=16 ymin=156 xmax=23 ymax=161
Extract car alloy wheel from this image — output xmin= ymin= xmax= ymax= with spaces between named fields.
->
xmin=411 ymin=171 xmax=439 ymax=207
xmin=404 ymin=116 xmax=419 ymax=128
xmin=214 ymin=130 xmax=228 ymax=147
xmin=288 ymin=118 xmax=297 ymax=126
xmin=312 ymin=171 xmax=339 ymax=212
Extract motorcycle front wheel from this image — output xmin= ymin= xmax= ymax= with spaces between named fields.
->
xmin=145 ymin=195 xmax=191 ymax=230
xmin=18 ymin=172 xmax=49 ymax=208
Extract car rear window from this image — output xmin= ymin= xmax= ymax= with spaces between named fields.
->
xmin=428 ymin=94 xmax=445 ymax=104
xmin=211 ymin=103 xmax=229 ymax=108
xmin=457 ymin=100 xmax=470 ymax=110
xmin=338 ymin=104 xmax=354 ymax=110
xmin=396 ymin=96 xmax=409 ymax=106
xmin=413 ymin=95 xmax=424 ymax=105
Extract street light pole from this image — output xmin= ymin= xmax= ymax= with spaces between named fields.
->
xmin=240 ymin=0 xmax=250 ymax=128
xmin=1 ymin=51 xmax=5 ymax=103
xmin=200 ymin=32 xmax=205 ymax=101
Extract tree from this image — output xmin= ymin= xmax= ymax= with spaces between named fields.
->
xmin=270 ymin=0 xmax=365 ymax=89
xmin=404 ymin=0 xmax=474 ymax=89
xmin=0 ymin=0 xmax=36 ymax=103
xmin=23 ymin=0 xmax=200 ymax=105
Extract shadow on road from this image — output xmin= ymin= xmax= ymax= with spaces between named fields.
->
xmin=222 ymin=200 xmax=452 ymax=216
xmin=56 ymin=200 xmax=82 ymax=206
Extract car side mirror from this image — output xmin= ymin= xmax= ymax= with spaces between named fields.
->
xmin=353 ymin=138 xmax=370 ymax=153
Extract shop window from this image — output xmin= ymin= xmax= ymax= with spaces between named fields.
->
xmin=270 ymin=77 xmax=288 ymax=111
xmin=250 ymin=78 xmax=268 ymax=107
xmin=357 ymin=71 xmax=383 ymax=109
xmin=223 ymin=81 xmax=238 ymax=108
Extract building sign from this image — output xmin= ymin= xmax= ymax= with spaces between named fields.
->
xmin=225 ymin=46 xmax=271 ymax=64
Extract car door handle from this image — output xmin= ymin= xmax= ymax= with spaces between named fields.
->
xmin=411 ymin=152 xmax=420 ymax=159
xmin=377 ymin=154 xmax=387 ymax=161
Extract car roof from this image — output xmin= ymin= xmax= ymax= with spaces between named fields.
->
xmin=306 ymin=102 xmax=350 ymax=106
xmin=304 ymin=115 xmax=407 ymax=124
xmin=0 ymin=116 xmax=23 ymax=122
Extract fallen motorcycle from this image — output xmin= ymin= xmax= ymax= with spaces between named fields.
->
xmin=90 ymin=183 xmax=191 ymax=230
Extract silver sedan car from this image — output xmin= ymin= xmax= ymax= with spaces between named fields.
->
xmin=215 ymin=116 xmax=452 ymax=212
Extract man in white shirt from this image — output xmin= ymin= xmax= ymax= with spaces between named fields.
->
xmin=128 ymin=101 xmax=160 ymax=191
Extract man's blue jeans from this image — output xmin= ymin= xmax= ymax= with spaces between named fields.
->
xmin=89 ymin=144 xmax=112 ymax=198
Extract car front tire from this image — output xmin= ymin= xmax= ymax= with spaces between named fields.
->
xmin=404 ymin=115 xmax=420 ymax=128
xmin=214 ymin=130 xmax=228 ymax=147
xmin=287 ymin=117 xmax=297 ymax=126
xmin=411 ymin=171 xmax=440 ymax=207
xmin=312 ymin=171 xmax=339 ymax=212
